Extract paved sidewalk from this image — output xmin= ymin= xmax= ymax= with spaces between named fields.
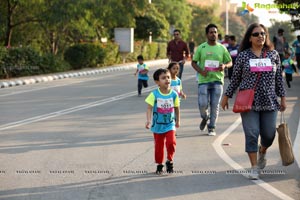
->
xmin=0 ymin=59 xmax=168 ymax=89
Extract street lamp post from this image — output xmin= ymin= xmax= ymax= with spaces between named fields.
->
xmin=149 ymin=32 xmax=152 ymax=43
xmin=226 ymin=0 xmax=229 ymax=35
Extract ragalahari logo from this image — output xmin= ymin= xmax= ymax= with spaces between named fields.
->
xmin=240 ymin=2 xmax=254 ymax=16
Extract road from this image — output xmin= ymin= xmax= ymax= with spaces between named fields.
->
xmin=0 ymin=62 xmax=299 ymax=200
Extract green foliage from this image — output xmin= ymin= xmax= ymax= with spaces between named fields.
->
xmin=1 ymin=47 xmax=42 ymax=78
xmin=135 ymin=5 xmax=169 ymax=40
xmin=0 ymin=47 xmax=7 ymax=61
xmin=154 ymin=0 xmax=193 ymax=40
xmin=0 ymin=47 xmax=70 ymax=78
xmin=0 ymin=47 xmax=8 ymax=78
xmin=190 ymin=6 xmax=222 ymax=45
xmin=40 ymin=54 xmax=71 ymax=73
xmin=144 ymin=42 xmax=159 ymax=60
xmin=274 ymin=0 xmax=300 ymax=30
xmin=125 ymin=41 xmax=166 ymax=62
xmin=125 ymin=41 xmax=144 ymax=62
xmin=156 ymin=42 xmax=167 ymax=59
xmin=100 ymin=42 xmax=122 ymax=67
xmin=64 ymin=43 xmax=106 ymax=69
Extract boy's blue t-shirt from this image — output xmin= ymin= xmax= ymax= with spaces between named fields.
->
xmin=282 ymin=58 xmax=295 ymax=74
xmin=137 ymin=63 xmax=149 ymax=80
xmin=145 ymin=88 xmax=179 ymax=134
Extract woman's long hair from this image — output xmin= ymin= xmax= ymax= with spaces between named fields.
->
xmin=239 ymin=23 xmax=274 ymax=52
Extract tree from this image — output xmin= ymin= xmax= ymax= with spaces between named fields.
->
xmin=135 ymin=5 xmax=169 ymax=40
xmin=189 ymin=5 xmax=222 ymax=45
xmin=0 ymin=0 xmax=41 ymax=47
xmin=274 ymin=0 xmax=300 ymax=30
xmin=154 ymin=0 xmax=193 ymax=40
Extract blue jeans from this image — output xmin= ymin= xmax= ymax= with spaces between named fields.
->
xmin=241 ymin=110 xmax=277 ymax=153
xmin=178 ymin=62 xmax=184 ymax=79
xmin=198 ymin=83 xmax=223 ymax=129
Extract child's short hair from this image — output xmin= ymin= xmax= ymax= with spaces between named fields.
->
xmin=153 ymin=68 xmax=169 ymax=81
xmin=137 ymin=55 xmax=144 ymax=60
xmin=167 ymin=62 xmax=178 ymax=70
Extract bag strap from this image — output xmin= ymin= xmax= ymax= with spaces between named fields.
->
xmin=280 ymin=112 xmax=285 ymax=124
xmin=253 ymin=49 xmax=267 ymax=90
xmin=253 ymin=73 xmax=261 ymax=90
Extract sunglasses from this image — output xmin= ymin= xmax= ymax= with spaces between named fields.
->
xmin=174 ymin=33 xmax=180 ymax=36
xmin=251 ymin=32 xmax=266 ymax=37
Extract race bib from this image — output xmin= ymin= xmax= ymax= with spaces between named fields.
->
xmin=205 ymin=60 xmax=219 ymax=71
xmin=249 ymin=58 xmax=272 ymax=72
xmin=139 ymin=66 xmax=145 ymax=72
xmin=171 ymin=85 xmax=181 ymax=96
xmin=230 ymin=49 xmax=238 ymax=57
xmin=157 ymin=98 xmax=174 ymax=114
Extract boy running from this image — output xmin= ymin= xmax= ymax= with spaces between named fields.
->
xmin=134 ymin=55 xmax=149 ymax=96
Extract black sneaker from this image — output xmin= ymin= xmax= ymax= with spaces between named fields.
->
xmin=156 ymin=164 xmax=164 ymax=175
xmin=166 ymin=161 xmax=174 ymax=173
xmin=199 ymin=117 xmax=208 ymax=131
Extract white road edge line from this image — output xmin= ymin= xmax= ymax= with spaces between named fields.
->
xmin=293 ymin=112 xmax=300 ymax=168
xmin=212 ymin=117 xmax=295 ymax=200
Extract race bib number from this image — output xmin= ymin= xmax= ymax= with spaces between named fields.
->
xmin=205 ymin=60 xmax=219 ymax=71
xmin=230 ymin=49 xmax=238 ymax=57
xmin=157 ymin=98 xmax=174 ymax=114
xmin=249 ymin=58 xmax=272 ymax=72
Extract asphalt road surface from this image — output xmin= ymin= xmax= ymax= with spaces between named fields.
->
xmin=0 ymin=62 xmax=299 ymax=200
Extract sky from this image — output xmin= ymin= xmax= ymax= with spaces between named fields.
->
xmin=230 ymin=0 xmax=300 ymax=35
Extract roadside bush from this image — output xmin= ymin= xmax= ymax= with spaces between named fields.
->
xmin=125 ymin=41 xmax=166 ymax=62
xmin=1 ymin=47 xmax=42 ymax=78
xmin=64 ymin=43 xmax=106 ymax=69
xmin=156 ymin=42 xmax=167 ymax=59
xmin=144 ymin=42 xmax=158 ymax=60
xmin=125 ymin=41 xmax=144 ymax=62
xmin=100 ymin=42 xmax=122 ymax=67
xmin=40 ymin=54 xmax=71 ymax=73
xmin=0 ymin=47 xmax=8 ymax=78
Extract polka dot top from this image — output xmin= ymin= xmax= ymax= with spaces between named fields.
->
xmin=225 ymin=48 xmax=286 ymax=111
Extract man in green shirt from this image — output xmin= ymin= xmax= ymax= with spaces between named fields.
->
xmin=191 ymin=24 xmax=232 ymax=136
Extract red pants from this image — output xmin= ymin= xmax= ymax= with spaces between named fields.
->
xmin=153 ymin=130 xmax=176 ymax=164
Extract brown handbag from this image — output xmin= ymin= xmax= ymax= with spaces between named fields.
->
xmin=277 ymin=112 xmax=295 ymax=166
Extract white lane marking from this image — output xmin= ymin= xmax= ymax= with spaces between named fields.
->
xmin=0 ymin=73 xmax=132 ymax=97
xmin=212 ymin=117 xmax=295 ymax=200
xmin=0 ymin=87 xmax=155 ymax=131
xmin=293 ymin=111 xmax=300 ymax=168
xmin=0 ymin=74 xmax=195 ymax=131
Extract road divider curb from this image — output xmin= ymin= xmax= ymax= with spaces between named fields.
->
xmin=0 ymin=59 xmax=168 ymax=89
